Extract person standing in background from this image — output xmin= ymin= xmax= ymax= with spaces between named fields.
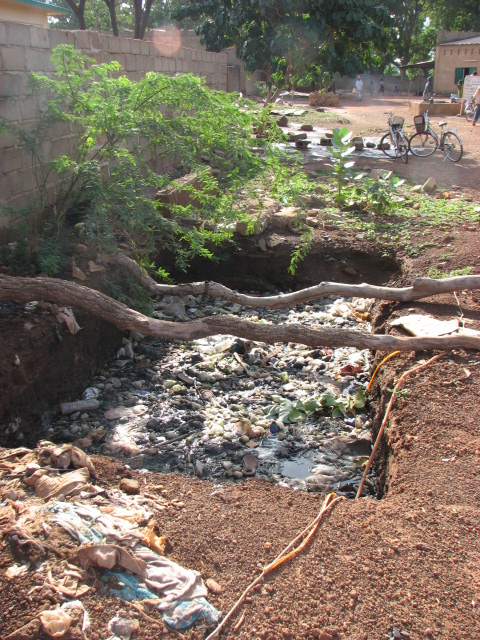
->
xmin=379 ymin=79 xmax=384 ymax=96
xmin=472 ymin=84 xmax=480 ymax=126
xmin=355 ymin=75 xmax=363 ymax=100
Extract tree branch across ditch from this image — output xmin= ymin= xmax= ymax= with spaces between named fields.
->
xmin=105 ymin=254 xmax=480 ymax=308
xmin=1 ymin=274 xmax=479 ymax=352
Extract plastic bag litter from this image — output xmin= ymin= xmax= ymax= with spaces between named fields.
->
xmin=54 ymin=307 xmax=81 ymax=335
xmin=75 ymin=544 xmax=148 ymax=577
xmin=105 ymin=569 xmax=221 ymax=631
xmin=39 ymin=608 xmax=72 ymax=638
xmin=36 ymin=441 xmax=95 ymax=474
xmin=33 ymin=467 xmax=90 ymax=501
xmin=108 ymin=616 xmax=139 ymax=640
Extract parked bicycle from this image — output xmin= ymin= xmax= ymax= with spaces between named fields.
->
xmin=379 ymin=112 xmax=409 ymax=164
xmin=408 ymin=112 xmax=463 ymax=162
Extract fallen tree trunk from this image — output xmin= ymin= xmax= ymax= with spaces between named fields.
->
xmin=1 ymin=275 xmax=479 ymax=352
xmin=105 ymin=254 xmax=480 ymax=307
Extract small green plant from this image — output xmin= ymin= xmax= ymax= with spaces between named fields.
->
xmin=266 ymin=388 xmax=366 ymax=423
xmin=427 ymin=266 xmax=473 ymax=279
xmin=329 ymin=127 xmax=355 ymax=206
xmin=360 ymin=172 xmax=405 ymax=215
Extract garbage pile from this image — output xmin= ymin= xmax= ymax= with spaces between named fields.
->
xmin=0 ymin=444 xmax=221 ymax=638
xmin=46 ymin=294 xmax=376 ymax=497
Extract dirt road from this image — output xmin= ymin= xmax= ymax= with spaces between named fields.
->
xmin=332 ymin=96 xmax=480 ymax=194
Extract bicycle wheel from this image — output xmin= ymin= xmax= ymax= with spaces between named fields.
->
xmin=379 ymin=132 xmax=398 ymax=159
xmin=408 ymin=132 xmax=437 ymax=157
xmin=398 ymin=131 xmax=409 ymax=164
xmin=443 ymin=131 xmax=463 ymax=162
xmin=465 ymin=108 xmax=473 ymax=122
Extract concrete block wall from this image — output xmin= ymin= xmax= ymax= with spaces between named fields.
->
xmin=0 ymin=22 xmax=228 ymax=217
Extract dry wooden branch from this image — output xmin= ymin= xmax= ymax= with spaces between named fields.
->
xmin=356 ymin=353 xmax=444 ymax=499
xmin=1 ymin=275 xmax=480 ymax=351
xmin=103 ymin=254 xmax=480 ymax=306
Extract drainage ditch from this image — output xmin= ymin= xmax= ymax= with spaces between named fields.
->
xmin=45 ymin=292 xmax=378 ymax=498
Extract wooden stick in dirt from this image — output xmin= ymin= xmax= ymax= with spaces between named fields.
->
xmin=105 ymin=254 xmax=480 ymax=306
xmin=204 ymin=493 xmax=343 ymax=640
xmin=1 ymin=276 xmax=480 ymax=351
xmin=355 ymin=353 xmax=444 ymax=500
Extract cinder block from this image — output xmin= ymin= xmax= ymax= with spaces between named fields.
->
xmin=50 ymin=137 xmax=72 ymax=159
xmin=9 ymin=167 xmax=35 ymax=198
xmin=154 ymin=57 xmax=165 ymax=73
xmin=0 ymin=147 xmax=26 ymax=174
xmin=1 ymin=47 xmax=27 ymax=72
xmin=0 ymin=22 xmax=7 ymax=46
xmin=74 ymin=30 xmax=91 ymax=51
xmin=7 ymin=22 xmax=31 ymax=47
xmin=8 ymin=191 xmax=34 ymax=210
xmin=0 ymin=126 xmax=18 ymax=150
xmin=109 ymin=36 xmax=121 ymax=53
xmin=19 ymin=96 xmax=43 ymax=121
xmin=0 ymin=96 xmax=23 ymax=121
xmin=125 ymin=55 xmax=136 ymax=72
xmin=25 ymin=49 xmax=46 ymax=72
xmin=114 ymin=54 xmax=126 ymax=69
xmin=29 ymin=26 xmax=49 ymax=49
xmin=178 ymin=48 xmax=186 ymax=60
xmin=48 ymin=29 xmax=69 ymax=49
xmin=131 ymin=39 xmax=141 ymax=55
xmin=140 ymin=41 xmax=150 ymax=56
xmin=90 ymin=31 xmax=101 ymax=50
xmin=144 ymin=56 xmax=154 ymax=72
xmin=120 ymin=38 xmax=132 ymax=54
xmin=1 ymin=73 xmax=27 ymax=97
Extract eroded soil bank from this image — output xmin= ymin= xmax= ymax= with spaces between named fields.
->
xmin=0 ymin=223 xmax=479 ymax=639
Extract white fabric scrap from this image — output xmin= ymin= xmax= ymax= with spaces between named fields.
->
xmin=55 ymin=307 xmax=82 ymax=334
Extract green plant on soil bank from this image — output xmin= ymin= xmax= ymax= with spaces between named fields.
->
xmin=427 ymin=266 xmax=473 ymax=279
xmin=0 ymin=45 xmax=313 ymax=283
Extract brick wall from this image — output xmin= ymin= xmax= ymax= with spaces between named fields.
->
xmin=0 ymin=22 xmax=228 ymax=218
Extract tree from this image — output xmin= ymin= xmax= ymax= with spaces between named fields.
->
xmin=424 ymin=0 xmax=480 ymax=32
xmin=172 ymin=0 xmax=391 ymax=100
xmin=102 ymin=0 xmax=119 ymax=36
xmin=133 ymin=0 xmax=155 ymax=39
xmin=62 ymin=0 xmax=87 ymax=29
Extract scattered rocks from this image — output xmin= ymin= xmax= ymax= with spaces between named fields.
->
xmin=46 ymin=293 xmax=374 ymax=496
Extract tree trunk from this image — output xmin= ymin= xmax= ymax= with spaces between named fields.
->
xmin=103 ymin=0 xmax=119 ymax=36
xmin=1 ymin=275 xmax=480 ymax=352
xmin=133 ymin=0 xmax=155 ymax=40
xmin=64 ymin=0 xmax=87 ymax=30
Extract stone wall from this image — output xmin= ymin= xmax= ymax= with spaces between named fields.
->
xmin=0 ymin=21 xmax=228 ymax=217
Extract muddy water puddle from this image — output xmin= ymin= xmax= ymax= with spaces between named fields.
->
xmin=48 ymin=294 xmax=376 ymax=497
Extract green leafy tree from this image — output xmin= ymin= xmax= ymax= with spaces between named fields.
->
xmin=424 ymin=0 xmax=480 ymax=31
xmin=2 ymin=45 xmax=307 ymax=275
xmin=172 ymin=0 xmax=391 ymax=100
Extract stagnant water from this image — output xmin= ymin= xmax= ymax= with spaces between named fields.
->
xmin=46 ymin=293 xmax=376 ymax=498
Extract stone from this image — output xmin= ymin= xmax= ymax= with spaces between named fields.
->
xmin=421 ymin=177 xmax=437 ymax=193
xmin=119 ymin=478 xmax=140 ymax=495
xmin=205 ymin=578 xmax=222 ymax=594
xmin=276 ymin=115 xmax=288 ymax=127
xmin=300 ymin=124 xmax=313 ymax=131
xmin=269 ymin=207 xmax=306 ymax=232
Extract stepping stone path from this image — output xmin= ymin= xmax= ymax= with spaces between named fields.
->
xmin=47 ymin=295 xmax=376 ymax=497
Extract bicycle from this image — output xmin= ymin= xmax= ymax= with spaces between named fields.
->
xmin=408 ymin=112 xmax=463 ymax=162
xmin=379 ymin=112 xmax=409 ymax=164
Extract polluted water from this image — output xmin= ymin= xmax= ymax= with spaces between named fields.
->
xmin=46 ymin=292 xmax=377 ymax=498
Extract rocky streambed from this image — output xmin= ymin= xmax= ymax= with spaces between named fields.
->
xmin=46 ymin=293 xmax=376 ymax=498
